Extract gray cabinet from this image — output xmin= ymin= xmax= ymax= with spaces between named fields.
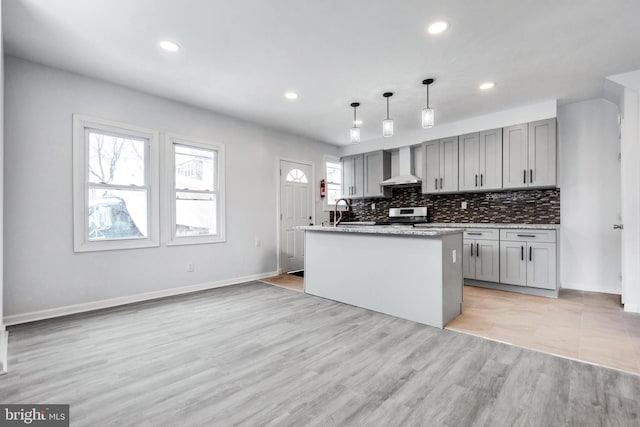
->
xmin=528 ymin=119 xmax=557 ymax=187
xmin=459 ymin=132 xmax=480 ymax=191
xmin=499 ymin=241 xmax=527 ymax=286
xmin=341 ymin=151 xmax=391 ymax=199
xmin=459 ymin=129 xmax=503 ymax=192
xmin=499 ymin=229 xmax=557 ymax=290
xmin=341 ymin=154 xmax=364 ymax=198
xmin=422 ymin=137 xmax=458 ymax=194
xmin=363 ymin=150 xmax=392 ymax=198
xmin=479 ymin=128 xmax=503 ymax=190
xmin=503 ymin=119 xmax=556 ymax=189
xmin=463 ymin=229 xmax=500 ymax=282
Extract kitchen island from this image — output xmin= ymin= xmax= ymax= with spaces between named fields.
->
xmin=299 ymin=225 xmax=464 ymax=328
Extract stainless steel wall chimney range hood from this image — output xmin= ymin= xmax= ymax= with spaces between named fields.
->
xmin=380 ymin=146 xmax=422 ymax=187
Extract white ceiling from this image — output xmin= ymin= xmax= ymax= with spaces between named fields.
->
xmin=4 ymin=0 xmax=640 ymax=146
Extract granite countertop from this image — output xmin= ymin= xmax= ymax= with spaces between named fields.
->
xmin=413 ymin=223 xmax=560 ymax=230
xmin=297 ymin=225 xmax=463 ymax=237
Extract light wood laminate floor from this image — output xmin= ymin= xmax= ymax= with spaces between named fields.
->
xmin=260 ymin=274 xmax=304 ymax=292
xmin=447 ymin=285 xmax=640 ymax=375
xmin=2 ymin=282 xmax=639 ymax=426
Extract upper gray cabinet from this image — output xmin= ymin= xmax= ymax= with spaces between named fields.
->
xmin=341 ymin=154 xmax=364 ymax=198
xmin=341 ymin=150 xmax=391 ymax=199
xmin=363 ymin=150 xmax=392 ymax=198
xmin=422 ymin=137 xmax=459 ymax=194
xmin=459 ymin=129 xmax=502 ymax=192
xmin=528 ymin=119 xmax=557 ymax=187
xmin=503 ymin=118 xmax=556 ymax=189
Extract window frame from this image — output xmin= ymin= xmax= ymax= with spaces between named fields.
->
xmin=166 ymin=133 xmax=226 ymax=246
xmin=323 ymin=155 xmax=343 ymax=211
xmin=72 ymin=114 xmax=160 ymax=252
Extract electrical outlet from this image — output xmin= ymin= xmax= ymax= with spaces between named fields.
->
xmin=371 ymin=203 xmax=376 ymax=211
xmin=461 ymin=201 xmax=467 ymax=209
xmin=187 ymin=262 xmax=194 ymax=272
xmin=255 ymin=237 xmax=261 ymax=247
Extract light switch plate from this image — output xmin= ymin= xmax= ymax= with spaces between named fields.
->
xmin=452 ymin=250 xmax=457 ymax=263
xmin=461 ymin=201 xmax=467 ymax=209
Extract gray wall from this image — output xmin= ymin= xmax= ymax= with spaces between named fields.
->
xmin=3 ymin=56 xmax=338 ymax=318
xmin=558 ymin=98 xmax=621 ymax=294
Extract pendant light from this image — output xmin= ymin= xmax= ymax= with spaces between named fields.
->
xmin=422 ymin=78 xmax=435 ymax=128
xmin=382 ymin=92 xmax=394 ymax=137
xmin=349 ymin=102 xmax=361 ymax=144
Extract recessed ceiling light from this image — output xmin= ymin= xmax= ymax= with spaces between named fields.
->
xmin=284 ymin=92 xmax=298 ymax=100
xmin=427 ymin=21 xmax=448 ymax=35
xmin=159 ymin=40 xmax=180 ymax=52
xmin=354 ymin=120 xmax=363 ymax=125
xmin=479 ymin=82 xmax=496 ymax=90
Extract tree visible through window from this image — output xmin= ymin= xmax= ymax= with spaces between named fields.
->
xmin=87 ymin=130 xmax=148 ymax=240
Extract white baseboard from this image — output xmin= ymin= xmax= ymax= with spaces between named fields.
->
xmin=624 ymin=303 xmax=640 ymax=313
xmin=0 ymin=327 xmax=8 ymax=375
xmin=560 ymin=281 xmax=621 ymax=295
xmin=4 ymin=270 xmax=279 ymax=326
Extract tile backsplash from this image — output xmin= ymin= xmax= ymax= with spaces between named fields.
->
xmin=343 ymin=187 xmax=560 ymax=224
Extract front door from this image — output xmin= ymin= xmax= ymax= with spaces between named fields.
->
xmin=280 ymin=160 xmax=313 ymax=273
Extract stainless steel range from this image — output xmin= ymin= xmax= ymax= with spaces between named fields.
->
xmin=375 ymin=206 xmax=428 ymax=226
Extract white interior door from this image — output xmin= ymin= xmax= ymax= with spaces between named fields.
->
xmin=280 ymin=160 xmax=313 ymax=273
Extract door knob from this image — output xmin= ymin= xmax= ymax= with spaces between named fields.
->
xmin=613 ymin=224 xmax=624 ymax=230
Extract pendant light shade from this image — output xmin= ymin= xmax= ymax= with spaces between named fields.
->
xmin=350 ymin=102 xmax=361 ymax=144
xmin=350 ymin=127 xmax=361 ymax=143
xmin=422 ymin=108 xmax=434 ymax=128
xmin=421 ymin=78 xmax=435 ymax=129
xmin=382 ymin=92 xmax=394 ymax=138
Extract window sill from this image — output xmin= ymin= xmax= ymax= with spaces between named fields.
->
xmin=167 ymin=235 xmax=227 ymax=246
xmin=74 ymin=238 xmax=160 ymax=253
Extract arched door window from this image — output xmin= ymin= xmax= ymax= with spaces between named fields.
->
xmin=286 ymin=169 xmax=308 ymax=183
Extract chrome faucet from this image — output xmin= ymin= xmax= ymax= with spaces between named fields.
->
xmin=334 ymin=198 xmax=351 ymax=227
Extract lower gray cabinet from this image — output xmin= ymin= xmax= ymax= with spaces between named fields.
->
xmin=526 ymin=242 xmax=556 ymax=290
xmin=499 ymin=241 xmax=527 ymax=286
xmin=463 ymin=229 xmax=500 ymax=283
xmin=499 ymin=230 xmax=557 ymax=290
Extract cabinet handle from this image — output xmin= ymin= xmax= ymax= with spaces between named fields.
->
xmin=476 ymin=243 xmax=479 ymax=257
xmin=467 ymin=232 xmax=482 ymax=235
xmin=440 ymin=177 xmax=443 ymax=189
xmin=529 ymin=246 xmax=532 ymax=262
xmin=435 ymin=178 xmax=438 ymax=190
xmin=475 ymin=174 xmax=478 ymax=187
xmin=480 ymin=174 xmax=483 ymax=186
xmin=517 ymin=234 xmax=536 ymax=238
xmin=530 ymin=169 xmax=533 ymax=183
xmin=471 ymin=243 xmax=474 ymax=257
xmin=521 ymin=246 xmax=524 ymax=261
xmin=523 ymin=170 xmax=527 ymax=184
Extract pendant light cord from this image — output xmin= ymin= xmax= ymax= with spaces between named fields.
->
xmin=386 ymin=97 xmax=390 ymax=119
xmin=427 ymin=84 xmax=430 ymax=109
xmin=353 ymin=105 xmax=357 ymax=126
